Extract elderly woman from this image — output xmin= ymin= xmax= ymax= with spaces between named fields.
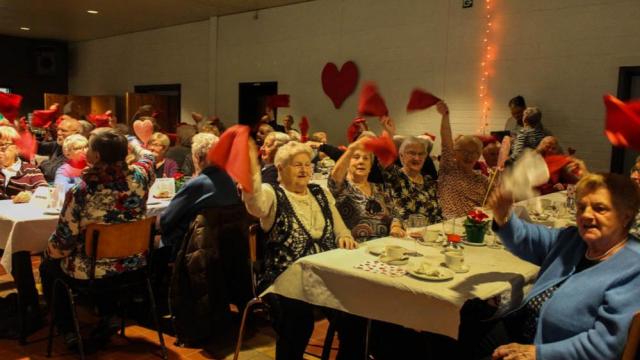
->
xmin=436 ymin=101 xmax=489 ymax=219
xmin=329 ymin=137 xmax=404 ymax=241
xmin=0 ymin=125 xmax=47 ymax=200
xmin=260 ymin=131 xmax=290 ymax=186
xmin=40 ymin=129 xmax=155 ymax=348
xmin=461 ymin=173 xmax=640 ymax=359
xmin=243 ymin=141 xmax=361 ymax=359
xmin=54 ymin=134 xmax=89 ymax=193
xmin=379 ymin=132 xmax=442 ymax=223
xmin=147 ymin=132 xmax=178 ymax=178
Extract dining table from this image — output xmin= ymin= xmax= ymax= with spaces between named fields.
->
xmin=0 ymin=197 xmax=171 ymax=343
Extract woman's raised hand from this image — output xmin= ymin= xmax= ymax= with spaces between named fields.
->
xmin=436 ymin=101 xmax=449 ymax=115
xmin=486 ymin=184 xmax=514 ymax=226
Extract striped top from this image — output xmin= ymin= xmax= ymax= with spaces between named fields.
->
xmin=510 ymin=125 xmax=546 ymax=161
xmin=0 ymin=159 xmax=48 ymax=199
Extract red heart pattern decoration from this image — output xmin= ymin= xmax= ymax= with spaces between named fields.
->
xmin=321 ymin=61 xmax=359 ymax=109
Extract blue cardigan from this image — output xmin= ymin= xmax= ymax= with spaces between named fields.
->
xmin=496 ymin=214 xmax=640 ymax=359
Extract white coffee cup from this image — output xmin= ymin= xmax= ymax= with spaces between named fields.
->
xmin=444 ymin=251 xmax=465 ymax=271
xmin=385 ymin=245 xmax=406 ymax=260
xmin=423 ymin=229 xmax=440 ymax=243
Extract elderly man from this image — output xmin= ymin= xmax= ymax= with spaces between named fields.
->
xmin=39 ymin=117 xmax=82 ymax=181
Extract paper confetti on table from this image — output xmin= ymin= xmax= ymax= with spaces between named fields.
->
xmin=355 ymin=260 xmax=406 ymax=277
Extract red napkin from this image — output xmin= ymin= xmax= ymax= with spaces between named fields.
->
xmin=62 ymin=153 xmax=87 ymax=178
xmin=358 ymin=82 xmax=388 ymax=117
xmin=603 ymin=94 xmax=640 ymax=151
xmin=267 ymin=94 xmax=290 ymax=108
xmin=0 ymin=93 xmax=23 ymax=121
xmin=32 ymin=104 xmax=60 ymax=128
xmin=14 ymin=131 xmax=38 ymax=161
xmin=544 ymin=154 xmax=573 ymax=184
xmin=347 ymin=117 xmax=367 ymax=143
xmin=422 ymin=132 xmax=436 ymax=142
xmin=207 ymin=125 xmax=252 ymax=193
xmin=363 ymin=131 xmax=398 ymax=167
xmin=406 ymin=89 xmax=440 ymax=112
xmin=299 ymin=116 xmax=309 ymax=142
xmin=88 ymin=110 xmax=113 ymax=128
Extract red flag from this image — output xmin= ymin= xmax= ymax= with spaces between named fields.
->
xmin=363 ymin=131 xmax=398 ymax=167
xmin=14 ymin=131 xmax=38 ymax=161
xmin=299 ymin=116 xmax=309 ymax=142
xmin=0 ymin=93 xmax=22 ymax=121
xmin=358 ymin=82 xmax=388 ymax=117
xmin=267 ymin=94 xmax=290 ymax=108
xmin=32 ymin=104 xmax=60 ymax=128
xmin=406 ymin=89 xmax=440 ymax=112
xmin=603 ymin=94 xmax=640 ymax=151
xmin=207 ymin=125 xmax=252 ymax=193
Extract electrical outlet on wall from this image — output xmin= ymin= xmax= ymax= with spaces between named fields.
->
xmin=463 ymin=0 xmax=473 ymax=8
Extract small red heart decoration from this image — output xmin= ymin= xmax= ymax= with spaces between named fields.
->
xmin=321 ymin=61 xmax=359 ymax=109
xmin=133 ymin=119 xmax=154 ymax=145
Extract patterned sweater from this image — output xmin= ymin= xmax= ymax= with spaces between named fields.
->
xmin=0 ymin=159 xmax=48 ymax=199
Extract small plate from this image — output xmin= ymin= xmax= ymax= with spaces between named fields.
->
xmin=368 ymin=245 xmax=409 ymax=257
xmin=463 ymin=240 xmax=486 ymax=247
xmin=441 ymin=262 xmax=470 ymax=273
xmin=379 ymin=255 xmax=409 ymax=265
xmin=153 ymin=194 xmax=173 ymax=199
xmin=43 ymin=209 xmax=60 ymax=215
xmin=407 ymin=264 xmax=454 ymax=281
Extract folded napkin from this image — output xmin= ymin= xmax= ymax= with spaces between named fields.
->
xmin=15 ymin=131 xmax=37 ymax=161
xmin=88 ymin=111 xmax=113 ymax=128
xmin=32 ymin=104 xmax=60 ymax=128
xmin=0 ymin=93 xmax=22 ymax=121
xmin=603 ymin=94 xmax=640 ymax=151
xmin=358 ymin=82 xmax=388 ymax=117
xmin=299 ymin=116 xmax=309 ymax=142
xmin=406 ymin=88 xmax=440 ymax=112
xmin=208 ymin=124 xmax=252 ymax=193
xmin=354 ymin=260 xmax=406 ymax=277
xmin=267 ymin=94 xmax=290 ymax=108
xmin=363 ymin=131 xmax=397 ymax=167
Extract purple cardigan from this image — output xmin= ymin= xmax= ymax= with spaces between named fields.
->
xmin=155 ymin=158 xmax=179 ymax=178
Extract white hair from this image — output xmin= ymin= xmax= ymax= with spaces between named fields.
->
xmin=266 ymin=131 xmax=291 ymax=147
xmin=399 ymin=136 xmax=429 ymax=155
xmin=274 ymin=141 xmax=313 ymax=169
xmin=0 ymin=125 xmax=19 ymax=142
xmin=62 ymin=134 xmax=88 ymax=158
xmin=191 ymin=133 xmax=219 ymax=162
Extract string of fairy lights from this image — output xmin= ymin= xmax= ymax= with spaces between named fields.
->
xmin=479 ymin=0 xmax=495 ymax=134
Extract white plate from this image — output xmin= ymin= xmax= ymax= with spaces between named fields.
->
xmin=463 ymin=240 xmax=486 ymax=247
xmin=441 ymin=263 xmax=470 ymax=273
xmin=379 ymin=255 xmax=409 ymax=265
xmin=407 ymin=264 xmax=454 ymax=281
xmin=43 ymin=209 xmax=60 ymax=215
xmin=368 ymin=245 xmax=409 ymax=257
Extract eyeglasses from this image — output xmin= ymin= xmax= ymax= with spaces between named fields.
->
xmin=404 ymin=151 xmax=426 ymax=158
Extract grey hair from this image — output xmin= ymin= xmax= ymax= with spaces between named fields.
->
xmin=454 ymin=135 xmax=483 ymax=155
xmin=274 ymin=141 xmax=313 ymax=169
xmin=191 ymin=133 xmax=219 ymax=163
xmin=266 ymin=131 xmax=291 ymax=147
xmin=523 ymin=107 xmax=542 ymax=126
xmin=62 ymin=134 xmax=88 ymax=158
xmin=399 ymin=136 xmax=429 ymax=155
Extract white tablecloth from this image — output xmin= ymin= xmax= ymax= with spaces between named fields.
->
xmin=0 ymin=199 xmax=170 ymax=272
xmin=266 ymin=236 xmax=540 ymax=339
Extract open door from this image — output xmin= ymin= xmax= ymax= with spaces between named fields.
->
xmin=125 ymin=92 xmax=170 ymax=132
xmin=44 ymin=93 xmax=117 ymax=122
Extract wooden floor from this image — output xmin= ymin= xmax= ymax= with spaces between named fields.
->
xmin=0 ymin=257 xmax=338 ymax=360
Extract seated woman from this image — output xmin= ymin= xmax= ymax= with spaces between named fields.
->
xmin=535 ymin=136 xmax=587 ymax=194
xmin=54 ymin=134 xmax=88 ymax=193
xmin=242 ymin=141 xmax=361 ymax=359
xmin=379 ymin=133 xmax=442 ymax=223
xmin=260 ymin=131 xmax=290 ymax=186
xmin=436 ymin=101 xmax=489 ymax=219
xmin=329 ymin=136 xmax=404 ymax=241
xmin=0 ymin=125 xmax=47 ymax=200
xmin=40 ymin=130 xmax=155 ymax=348
xmin=147 ymin=132 xmax=178 ymax=178
xmin=461 ymin=172 xmax=640 ymax=359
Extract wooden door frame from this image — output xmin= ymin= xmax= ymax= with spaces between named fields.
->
xmin=610 ymin=66 xmax=640 ymax=173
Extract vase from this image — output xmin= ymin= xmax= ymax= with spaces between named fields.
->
xmin=464 ymin=224 xmax=486 ymax=244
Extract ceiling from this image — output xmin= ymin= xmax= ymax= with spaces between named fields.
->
xmin=0 ymin=0 xmax=311 ymax=42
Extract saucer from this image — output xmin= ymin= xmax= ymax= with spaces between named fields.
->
xmin=463 ymin=240 xmax=486 ymax=247
xmin=441 ymin=262 xmax=470 ymax=273
xmin=379 ymin=255 xmax=409 ymax=265
xmin=43 ymin=209 xmax=61 ymax=215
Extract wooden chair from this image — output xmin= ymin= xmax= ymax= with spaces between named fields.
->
xmin=46 ymin=217 xmax=168 ymax=360
xmin=233 ymin=224 xmax=338 ymax=360
xmin=622 ymin=311 xmax=640 ymax=360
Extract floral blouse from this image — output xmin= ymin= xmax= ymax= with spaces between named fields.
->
xmin=631 ymin=212 xmax=640 ymax=240
xmin=380 ymin=164 xmax=442 ymax=224
xmin=329 ymin=178 xmax=397 ymax=242
xmin=47 ymin=152 xmax=155 ymax=280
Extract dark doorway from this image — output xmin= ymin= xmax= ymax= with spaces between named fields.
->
xmin=238 ymin=82 xmax=277 ymax=128
xmin=134 ymin=84 xmax=181 ymax=133
xmin=610 ymin=67 xmax=640 ymax=174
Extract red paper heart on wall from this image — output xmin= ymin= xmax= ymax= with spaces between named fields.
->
xmin=321 ymin=61 xmax=359 ymax=109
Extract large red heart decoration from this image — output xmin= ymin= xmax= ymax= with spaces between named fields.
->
xmin=321 ymin=61 xmax=359 ymax=109
xmin=133 ymin=119 xmax=154 ymax=145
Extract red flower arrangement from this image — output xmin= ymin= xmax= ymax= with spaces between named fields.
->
xmin=173 ymin=172 xmax=186 ymax=191
xmin=464 ymin=209 xmax=490 ymax=230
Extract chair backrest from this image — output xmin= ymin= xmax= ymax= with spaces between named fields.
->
xmin=623 ymin=311 xmax=640 ymax=360
xmin=248 ymin=223 xmax=259 ymax=263
xmin=84 ymin=216 xmax=155 ymax=260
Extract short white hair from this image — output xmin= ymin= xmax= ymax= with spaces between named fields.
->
xmin=399 ymin=136 xmax=429 ymax=155
xmin=191 ymin=133 xmax=219 ymax=162
xmin=62 ymin=134 xmax=88 ymax=158
xmin=265 ymin=131 xmax=291 ymax=147
xmin=274 ymin=141 xmax=313 ymax=169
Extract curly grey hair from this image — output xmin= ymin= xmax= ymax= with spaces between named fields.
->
xmin=274 ymin=141 xmax=313 ymax=169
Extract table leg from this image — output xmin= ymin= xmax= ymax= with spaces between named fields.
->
xmin=10 ymin=251 xmax=41 ymax=345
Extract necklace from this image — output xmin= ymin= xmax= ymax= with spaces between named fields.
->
xmin=585 ymin=240 xmax=627 ymax=261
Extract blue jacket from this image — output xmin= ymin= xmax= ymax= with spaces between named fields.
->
xmin=159 ymin=166 xmax=242 ymax=257
xmin=496 ymin=214 xmax=640 ymax=359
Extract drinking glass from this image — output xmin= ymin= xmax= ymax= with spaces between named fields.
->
xmin=405 ymin=214 xmax=427 ymax=256
xmin=486 ymin=227 xmax=503 ymax=249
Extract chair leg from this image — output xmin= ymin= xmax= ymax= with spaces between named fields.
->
xmin=364 ymin=319 xmax=372 ymax=360
xmin=64 ymin=282 xmax=85 ymax=360
xmin=320 ymin=317 xmax=337 ymax=360
xmin=145 ymin=276 xmax=168 ymax=360
xmin=233 ymin=297 xmax=263 ymax=360
xmin=46 ymin=280 xmax=59 ymax=357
